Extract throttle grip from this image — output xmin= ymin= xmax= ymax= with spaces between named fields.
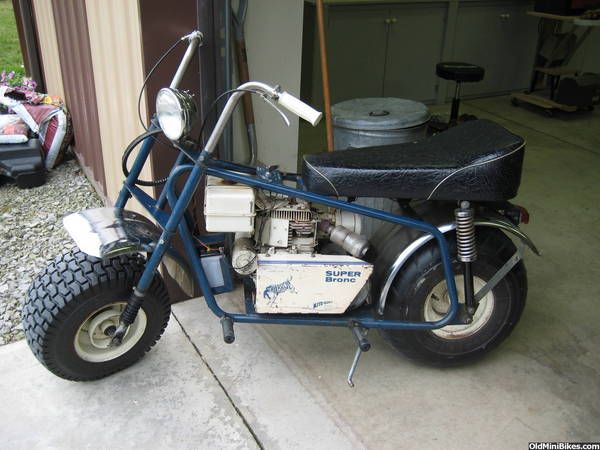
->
xmin=277 ymin=91 xmax=323 ymax=126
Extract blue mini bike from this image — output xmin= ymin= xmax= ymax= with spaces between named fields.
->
xmin=23 ymin=32 xmax=538 ymax=386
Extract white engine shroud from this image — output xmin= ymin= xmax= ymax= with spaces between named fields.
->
xmin=256 ymin=254 xmax=373 ymax=314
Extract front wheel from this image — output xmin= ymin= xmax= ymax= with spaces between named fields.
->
xmin=378 ymin=228 xmax=527 ymax=365
xmin=23 ymin=250 xmax=171 ymax=381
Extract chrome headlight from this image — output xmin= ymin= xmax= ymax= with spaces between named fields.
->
xmin=156 ymin=88 xmax=197 ymax=141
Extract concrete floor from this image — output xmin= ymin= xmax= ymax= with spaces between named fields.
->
xmin=1 ymin=96 xmax=599 ymax=449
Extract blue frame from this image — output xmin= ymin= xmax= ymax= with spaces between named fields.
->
xmin=115 ymin=124 xmax=460 ymax=331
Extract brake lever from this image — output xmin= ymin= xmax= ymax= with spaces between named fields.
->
xmin=261 ymin=94 xmax=291 ymax=127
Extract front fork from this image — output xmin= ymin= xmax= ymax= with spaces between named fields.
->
xmin=111 ymin=139 xmax=206 ymax=345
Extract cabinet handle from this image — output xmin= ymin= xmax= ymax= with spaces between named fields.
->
xmin=500 ymin=13 xmax=511 ymax=20
xmin=384 ymin=17 xmax=397 ymax=25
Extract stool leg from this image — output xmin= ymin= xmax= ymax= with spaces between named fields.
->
xmin=450 ymin=81 xmax=462 ymax=125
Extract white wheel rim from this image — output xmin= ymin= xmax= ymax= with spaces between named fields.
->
xmin=423 ymin=276 xmax=495 ymax=340
xmin=74 ymin=302 xmax=147 ymax=363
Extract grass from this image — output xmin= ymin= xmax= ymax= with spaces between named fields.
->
xmin=0 ymin=0 xmax=24 ymax=81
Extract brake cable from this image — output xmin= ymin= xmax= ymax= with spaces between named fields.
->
xmin=124 ymin=36 xmax=265 ymax=186
xmin=194 ymin=87 xmax=263 ymax=144
xmin=121 ymin=36 xmax=186 ymax=187
xmin=121 ymin=128 xmax=166 ymax=187
xmin=137 ymin=37 xmax=184 ymax=134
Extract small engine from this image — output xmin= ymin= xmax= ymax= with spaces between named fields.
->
xmin=204 ymin=178 xmax=373 ymax=314
xmin=257 ymin=201 xmax=318 ymax=253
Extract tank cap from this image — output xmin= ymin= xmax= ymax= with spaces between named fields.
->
xmin=368 ymin=110 xmax=390 ymax=117
xmin=333 ymin=98 xmax=430 ymax=130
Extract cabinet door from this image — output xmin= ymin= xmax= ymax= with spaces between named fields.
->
xmin=384 ymin=3 xmax=448 ymax=103
xmin=325 ymin=6 xmax=389 ymax=104
xmin=452 ymin=1 xmax=537 ymax=97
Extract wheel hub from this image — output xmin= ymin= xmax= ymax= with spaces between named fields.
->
xmin=423 ymin=275 xmax=495 ymax=340
xmin=74 ymin=302 xmax=147 ymax=363
xmin=430 ymin=292 xmax=450 ymax=315
xmin=87 ymin=310 xmax=120 ymax=349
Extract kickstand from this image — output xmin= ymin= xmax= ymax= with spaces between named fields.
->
xmin=347 ymin=325 xmax=370 ymax=388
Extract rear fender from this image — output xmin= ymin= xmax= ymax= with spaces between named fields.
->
xmin=373 ymin=206 xmax=539 ymax=315
xmin=63 ymin=207 xmax=196 ymax=297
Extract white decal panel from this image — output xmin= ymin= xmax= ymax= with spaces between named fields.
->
xmin=255 ymin=254 xmax=373 ymax=314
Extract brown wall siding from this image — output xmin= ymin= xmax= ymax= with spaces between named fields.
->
xmin=52 ymin=0 xmax=106 ymax=196
xmin=31 ymin=0 xmax=65 ymax=103
xmin=85 ymin=0 xmax=152 ymax=209
xmin=139 ymin=0 xmax=204 ymax=300
xmin=138 ymin=0 xmax=202 ymax=185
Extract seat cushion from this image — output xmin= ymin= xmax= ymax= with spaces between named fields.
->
xmin=436 ymin=62 xmax=485 ymax=83
xmin=302 ymin=120 xmax=525 ymax=201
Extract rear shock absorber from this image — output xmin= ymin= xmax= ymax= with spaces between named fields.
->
xmin=455 ymin=201 xmax=477 ymax=316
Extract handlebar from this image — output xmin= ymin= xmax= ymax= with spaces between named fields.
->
xmin=168 ymin=31 xmax=323 ymax=158
xmin=202 ymin=81 xmax=323 ymax=157
xmin=170 ymin=31 xmax=204 ymax=90
xmin=276 ymin=91 xmax=322 ymax=126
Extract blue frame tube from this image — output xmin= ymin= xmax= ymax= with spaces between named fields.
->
xmin=163 ymin=166 xmax=227 ymax=318
xmin=133 ymin=163 xmax=205 ymax=292
xmin=201 ymin=163 xmax=460 ymax=330
xmin=208 ymin=158 xmax=302 ymax=183
xmin=116 ymin=135 xmax=460 ymax=330
xmin=115 ymin=121 xmax=160 ymax=208
xmin=155 ymin=151 xmax=189 ymax=211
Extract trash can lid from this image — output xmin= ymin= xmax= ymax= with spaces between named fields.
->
xmin=332 ymin=98 xmax=430 ymax=130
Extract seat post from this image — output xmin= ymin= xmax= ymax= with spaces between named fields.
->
xmin=450 ymin=81 xmax=462 ymax=125
xmin=435 ymin=62 xmax=484 ymax=129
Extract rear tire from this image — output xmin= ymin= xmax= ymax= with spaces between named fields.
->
xmin=377 ymin=228 xmax=527 ymax=365
xmin=23 ymin=250 xmax=171 ymax=381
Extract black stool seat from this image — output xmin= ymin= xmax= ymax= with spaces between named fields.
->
xmin=437 ymin=62 xmax=485 ymax=83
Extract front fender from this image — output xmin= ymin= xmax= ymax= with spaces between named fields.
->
xmin=63 ymin=207 xmax=196 ymax=297
xmin=372 ymin=205 xmax=539 ymax=315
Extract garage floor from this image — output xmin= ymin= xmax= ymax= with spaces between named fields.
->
xmin=1 ymin=96 xmax=599 ymax=449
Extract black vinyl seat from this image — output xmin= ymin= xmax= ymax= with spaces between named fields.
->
xmin=436 ymin=62 xmax=485 ymax=83
xmin=302 ymin=120 xmax=525 ymax=201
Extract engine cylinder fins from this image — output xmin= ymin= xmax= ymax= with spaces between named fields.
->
xmin=289 ymin=221 xmax=315 ymax=235
xmin=455 ymin=202 xmax=477 ymax=262
xmin=269 ymin=208 xmax=315 ymax=222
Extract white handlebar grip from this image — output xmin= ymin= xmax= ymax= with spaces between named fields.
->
xmin=277 ymin=91 xmax=323 ymax=126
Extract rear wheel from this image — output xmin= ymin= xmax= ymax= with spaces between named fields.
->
xmin=23 ymin=250 xmax=170 ymax=381
xmin=378 ymin=228 xmax=527 ymax=365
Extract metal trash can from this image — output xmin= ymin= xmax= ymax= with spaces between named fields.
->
xmin=333 ymin=97 xmax=430 ymax=149
xmin=332 ymin=98 xmax=430 ymax=238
